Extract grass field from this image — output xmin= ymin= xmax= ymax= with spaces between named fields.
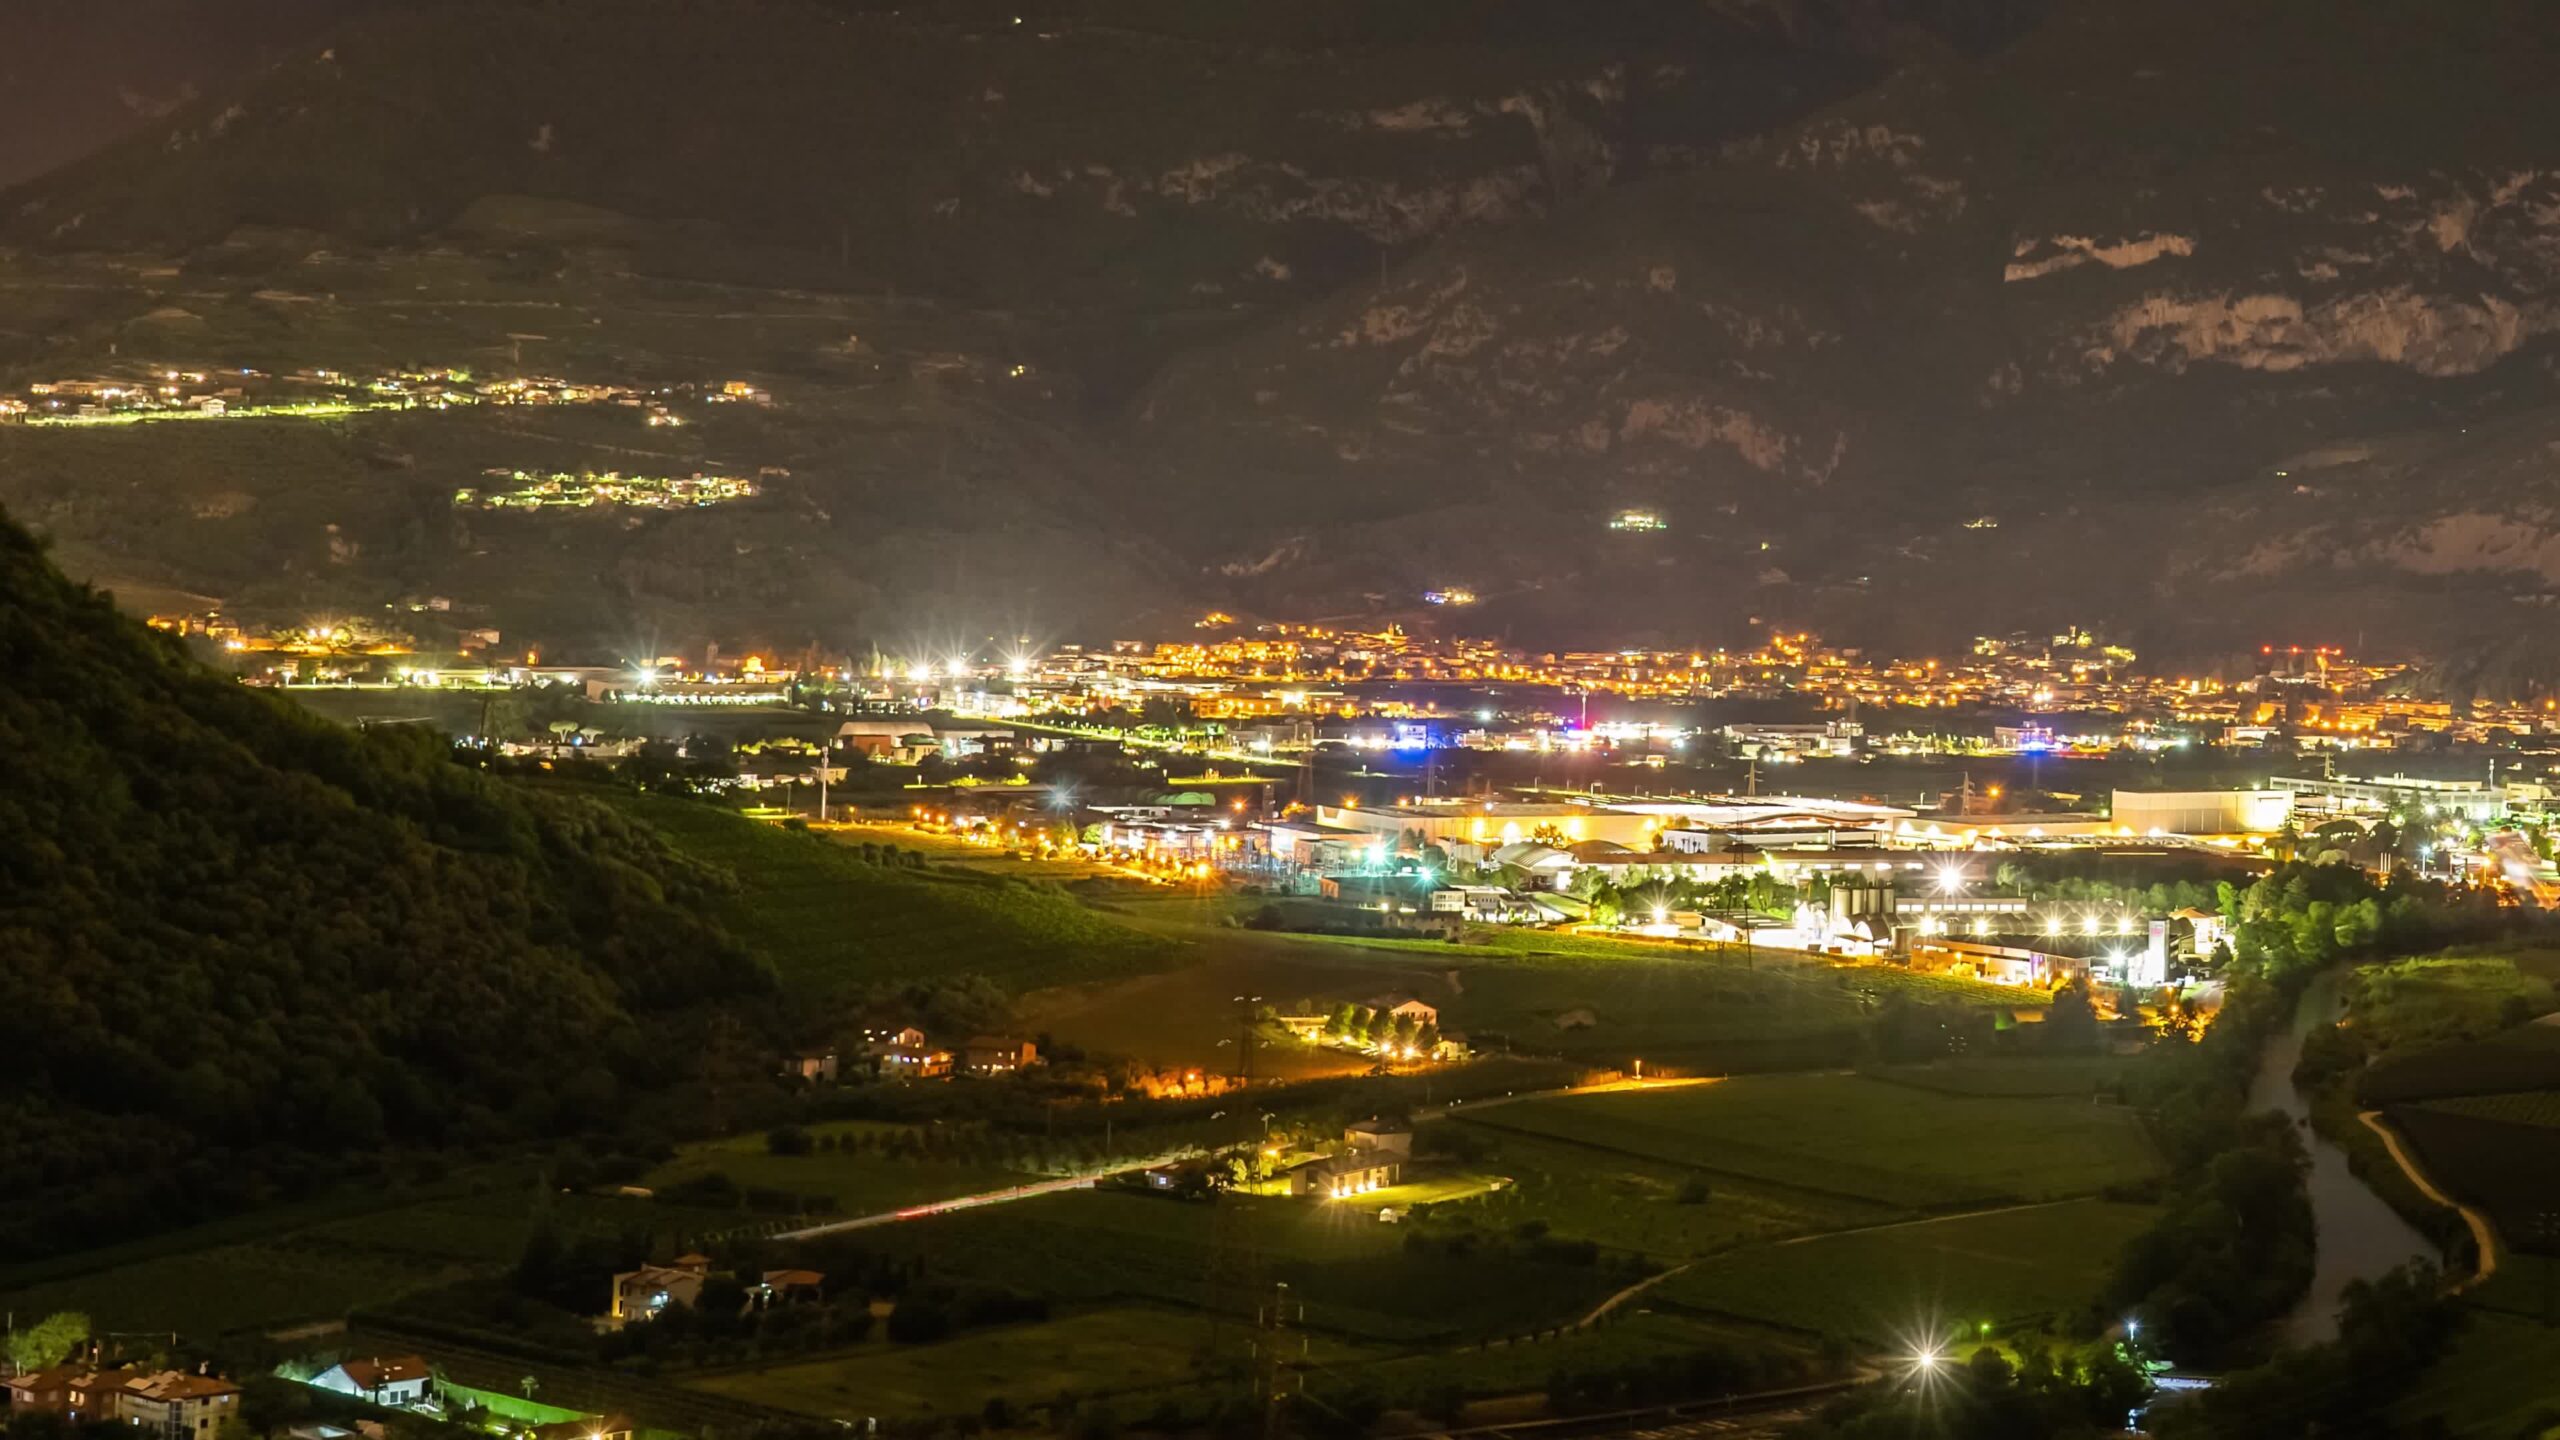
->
xmin=687 ymin=1305 xmax=1317 ymax=1417
xmin=2415 ymin=1088 xmax=2560 ymax=1128
xmin=1460 ymin=1075 xmax=2161 ymax=1208
xmin=2348 ymin=948 xmax=2560 ymax=1056
xmin=1657 ymin=1199 xmax=2161 ymax=1346
xmin=831 ymin=1189 xmax=1621 ymax=1343
xmin=1326 ymin=1310 xmax=1805 ymax=1410
xmin=614 ymin=796 xmax=1174 ymax=994
xmin=1417 ymin=1130 xmax=1904 ymax=1260
xmin=2393 ymin=1310 xmax=2560 ymax=1438
xmin=1866 ymin=1056 xmax=2133 ymax=1098
xmin=645 ymin=1122 xmax=1039 ymax=1214
xmin=0 ymin=1184 xmax=773 ymax=1337
xmin=2388 ymin=1105 xmax=2560 ymax=1261
xmin=1028 ymin=921 xmax=2041 ymax=1081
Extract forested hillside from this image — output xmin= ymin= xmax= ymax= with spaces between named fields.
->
xmin=0 ymin=514 xmax=769 ymax=1256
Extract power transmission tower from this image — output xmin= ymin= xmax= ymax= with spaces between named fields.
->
xmin=1205 ymin=996 xmax=1269 ymax=1392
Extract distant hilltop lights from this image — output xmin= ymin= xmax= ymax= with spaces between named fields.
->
xmin=1608 ymin=508 xmax=1668 ymax=532
xmin=453 ymin=468 xmax=762 ymax=511
xmin=1 ymin=362 xmax=777 ymax=428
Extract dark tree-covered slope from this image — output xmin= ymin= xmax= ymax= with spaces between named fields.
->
xmin=0 ymin=514 xmax=767 ymax=1254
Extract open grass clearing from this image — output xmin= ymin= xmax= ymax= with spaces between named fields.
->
xmin=1025 ymin=922 xmax=2037 ymax=1079
xmin=1866 ymin=1055 xmax=2133 ymax=1098
xmin=2349 ymin=947 xmax=2560 ymax=1057
xmin=1462 ymin=1074 xmax=2161 ymax=1209
xmin=684 ymin=1304 xmax=1343 ymax=1418
xmin=1657 ymin=1198 xmax=2160 ymax=1346
xmin=611 ymin=795 xmax=1173 ymax=994
xmin=644 ymin=1123 xmax=1042 ymax=1215
xmin=2393 ymin=1308 xmax=2560 ymax=1438
xmin=1330 ymin=1309 xmax=1810 ymax=1410
xmin=1417 ymin=1131 xmax=1903 ymax=1260
xmin=817 ymin=1189 xmax=1622 ymax=1344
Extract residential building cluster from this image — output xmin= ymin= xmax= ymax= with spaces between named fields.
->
xmin=4 ymin=1364 xmax=241 ymax=1435
xmin=3 ymin=362 xmax=777 ymax=428
xmin=452 ymin=468 xmax=762 ymax=512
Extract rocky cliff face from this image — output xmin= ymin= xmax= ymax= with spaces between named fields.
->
xmin=11 ymin=0 xmax=2560 ymax=662
xmin=1125 ymin=0 xmax=2560 ymax=655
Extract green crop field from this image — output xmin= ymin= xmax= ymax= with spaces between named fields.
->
xmin=1030 ymin=920 xmax=2039 ymax=1080
xmin=825 ymin=1189 xmax=1621 ymax=1343
xmin=2414 ymin=1088 xmax=2560 ymax=1128
xmin=689 ymin=1305 xmax=1369 ymax=1418
xmin=2388 ymin=1105 xmax=2560 ymax=1251
xmin=1658 ymin=1199 xmax=2160 ymax=1346
xmin=614 ymin=796 xmax=1174 ymax=994
xmin=1329 ymin=1310 xmax=1803 ymax=1410
xmin=1460 ymin=1075 xmax=2161 ymax=1208
xmin=2394 ymin=1310 xmax=2560 ymax=1438
xmin=645 ymin=1123 xmax=1040 ymax=1215
xmin=2348 ymin=949 xmax=2560 ymax=1056
xmin=1866 ymin=1056 xmax=2133 ymax=1098
xmin=0 ymin=1184 xmax=771 ymax=1338
xmin=1416 ymin=1130 xmax=1903 ymax=1260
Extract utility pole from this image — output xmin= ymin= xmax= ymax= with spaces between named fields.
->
xmin=1249 ymin=1279 xmax=1305 ymax=1440
xmin=816 ymin=742 xmax=831 ymax=822
xmin=2540 ymin=1210 xmax=2558 ymax=1326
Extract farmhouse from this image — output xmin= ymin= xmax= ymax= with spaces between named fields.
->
xmin=961 ymin=1035 xmax=1040 ymax=1076
xmin=1362 ymin=995 xmax=1439 ymax=1028
xmin=1345 ymin=1118 xmax=1413 ymax=1157
xmin=781 ymin=1047 xmax=839 ymax=1083
xmin=1291 ymin=1154 xmax=1402 ymax=1199
xmin=607 ymin=1253 xmax=712 ymax=1324
xmin=6 ymin=1368 xmax=243 ymax=1434
xmin=310 ymin=1355 xmax=433 ymax=1407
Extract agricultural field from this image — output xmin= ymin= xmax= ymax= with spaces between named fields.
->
xmin=1866 ymin=1056 xmax=2134 ymax=1099
xmin=1461 ymin=1075 xmax=2162 ymax=1208
xmin=644 ymin=1121 xmax=1040 ymax=1215
xmin=2414 ymin=1089 xmax=2560 ymax=1127
xmin=2386 ymin=1104 xmax=2560 ymax=1251
xmin=0 ymin=1183 xmax=773 ymax=1337
xmin=848 ymin=821 xmax=1122 ymax=885
xmin=828 ymin=1188 xmax=1623 ymax=1344
xmin=690 ymin=1305 xmax=1371 ymax=1418
xmin=615 ymin=796 xmax=1175 ymax=994
xmin=1325 ymin=1309 xmax=1809 ymax=1411
xmin=1027 ymin=921 xmax=2041 ymax=1081
xmin=2393 ymin=1310 xmax=2560 ymax=1439
xmin=1413 ymin=1130 xmax=1903 ymax=1260
xmin=2346 ymin=948 xmax=2560 ymax=1056
xmin=1657 ymin=1199 xmax=2161 ymax=1346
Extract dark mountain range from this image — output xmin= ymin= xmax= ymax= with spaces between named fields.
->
xmin=0 ymin=514 xmax=766 ymax=1253
xmin=8 ymin=0 xmax=2560 ymax=668
xmin=0 ymin=1 xmax=383 ymax=189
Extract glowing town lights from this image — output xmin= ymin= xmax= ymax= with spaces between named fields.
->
xmin=1934 ymin=863 xmax=1967 ymax=896
xmin=2083 ymin=915 xmax=2102 ymax=937
xmin=2045 ymin=916 xmax=2063 ymax=937
xmin=1007 ymin=654 xmax=1031 ymax=678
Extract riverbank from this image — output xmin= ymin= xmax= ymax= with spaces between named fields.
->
xmin=2247 ymin=970 xmax=2436 ymax=1347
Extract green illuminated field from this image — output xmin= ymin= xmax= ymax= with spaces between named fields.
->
xmin=643 ymin=1121 xmax=1041 ymax=1215
xmin=1657 ymin=1198 xmax=2161 ymax=1345
xmin=1417 ymin=1129 xmax=1904 ymax=1258
xmin=831 ymin=1189 xmax=1623 ymax=1343
xmin=616 ymin=797 xmax=1174 ymax=994
xmin=1460 ymin=1074 xmax=2162 ymax=1208
xmin=687 ymin=1304 xmax=1358 ymax=1418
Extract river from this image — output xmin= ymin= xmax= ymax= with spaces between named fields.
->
xmin=2246 ymin=969 xmax=2437 ymax=1346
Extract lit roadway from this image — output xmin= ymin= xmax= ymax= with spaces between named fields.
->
xmin=770 ymin=1152 xmax=1196 ymax=1241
